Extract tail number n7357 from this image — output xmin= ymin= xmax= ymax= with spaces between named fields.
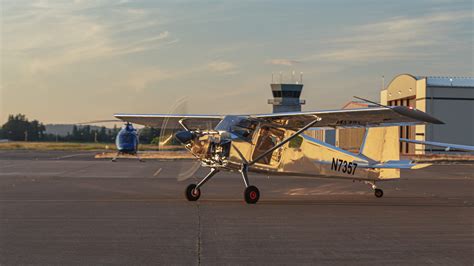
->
xmin=331 ymin=158 xmax=357 ymax=175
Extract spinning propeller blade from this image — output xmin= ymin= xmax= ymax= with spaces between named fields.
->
xmin=156 ymin=97 xmax=202 ymax=181
xmin=158 ymin=96 xmax=189 ymax=151
xmin=177 ymin=160 xmax=202 ymax=181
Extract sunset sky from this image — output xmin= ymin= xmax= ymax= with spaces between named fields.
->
xmin=1 ymin=0 xmax=473 ymax=124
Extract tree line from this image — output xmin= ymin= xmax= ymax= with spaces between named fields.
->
xmin=0 ymin=114 xmax=164 ymax=144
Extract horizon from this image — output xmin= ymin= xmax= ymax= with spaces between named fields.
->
xmin=1 ymin=0 xmax=473 ymax=125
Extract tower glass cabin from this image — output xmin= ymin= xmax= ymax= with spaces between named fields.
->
xmin=268 ymin=83 xmax=306 ymax=113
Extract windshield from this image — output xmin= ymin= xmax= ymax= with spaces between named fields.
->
xmin=215 ymin=116 xmax=258 ymax=140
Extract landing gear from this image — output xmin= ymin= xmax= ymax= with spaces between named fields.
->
xmin=111 ymin=152 xmax=145 ymax=162
xmin=184 ymin=168 xmax=219 ymax=202
xmin=136 ymin=153 xmax=145 ymax=163
xmin=244 ymin=186 xmax=260 ymax=204
xmin=374 ymin=188 xmax=384 ymax=198
xmin=111 ymin=152 xmax=119 ymax=162
xmin=365 ymin=181 xmax=384 ymax=198
xmin=183 ymin=164 xmax=261 ymax=204
xmin=240 ymin=164 xmax=260 ymax=204
xmin=185 ymin=184 xmax=201 ymax=201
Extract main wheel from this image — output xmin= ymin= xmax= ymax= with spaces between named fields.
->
xmin=185 ymin=184 xmax=201 ymax=201
xmin=374 ymin=188 xmax=384 ymax=198
xmin=244 ymin=186 xmax=260 ymax=204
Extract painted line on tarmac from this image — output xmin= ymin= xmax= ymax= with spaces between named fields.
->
xmin=0 ymin=163 xmax=25 ymax=170
xmin=54 ymin=153 xmax=94 ymax=160
xmin=153 ymin=168 xmax=162 ymax=177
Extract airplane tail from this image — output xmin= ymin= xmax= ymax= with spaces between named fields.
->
xmin=359 ymin=126 xmax=401 ymax=179
xmin=359 ymin=126 xmax=400 ymax=162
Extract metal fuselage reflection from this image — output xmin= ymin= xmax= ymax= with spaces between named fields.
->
xmin=185 ymin=116 xmax=283 ymax=171
xmin=183 ymin=115 xmax=394 ymax=181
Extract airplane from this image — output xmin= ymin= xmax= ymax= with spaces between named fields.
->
xmin=112 ymin=101 xmax=450 ymax=204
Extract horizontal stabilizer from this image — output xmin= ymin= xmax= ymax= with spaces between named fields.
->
xmin=400 ymin=138 xmax=474 ymax=152
xmin=358 ymin=160 xmax=431 ymax=170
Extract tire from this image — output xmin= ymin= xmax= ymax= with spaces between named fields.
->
xmin=374 ymin=188 xmax=384 ymax=198
xmin=244 ymin=186 xmax=260 ymax=204
xmin=185 ymin=184 xmax=201 ymax=201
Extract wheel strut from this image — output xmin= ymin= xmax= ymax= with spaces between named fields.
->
xmin=365 ymin=181 xmax=384 ymax=198
xmin=240 ymin=164 xmax=260 ymax=204
xmin=185 ymin=168 xmax=219 ymax=202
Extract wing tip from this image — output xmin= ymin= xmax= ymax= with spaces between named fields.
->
xmin=391 ymin=106 xmax=444 ymax=124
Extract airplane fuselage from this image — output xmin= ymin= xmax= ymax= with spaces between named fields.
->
xmin=185 ymin=125 xmax=400 ymax=182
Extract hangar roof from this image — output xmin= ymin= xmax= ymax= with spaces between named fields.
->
xmin=415 ymin=76 xmax=474 ymax=87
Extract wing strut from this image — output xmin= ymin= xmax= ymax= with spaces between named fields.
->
xmin=247 ymin=116 xmax=321 ymax=166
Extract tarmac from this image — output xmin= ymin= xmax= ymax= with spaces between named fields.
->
xmin=0 ymin=150 xmax=472 ymax=265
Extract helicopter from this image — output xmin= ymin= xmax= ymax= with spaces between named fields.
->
xmin=111 ymin=122 xmax=142 ymax=162
xmin=76 ymin=120 xmax=143 ymax=162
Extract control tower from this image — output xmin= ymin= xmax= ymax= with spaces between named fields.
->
xmin=268 ymin=73 xmax=306 ymax=113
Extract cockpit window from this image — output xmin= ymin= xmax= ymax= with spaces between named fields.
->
xmin=215 ymin=116 xmax=258 ymax=140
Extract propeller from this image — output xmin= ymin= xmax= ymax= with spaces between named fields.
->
xmin=158 ymin=96 xmax=189 ymax=151
xmin=157 ymin=97 xmax=202 ymax=181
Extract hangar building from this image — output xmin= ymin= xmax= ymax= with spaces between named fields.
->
xmin=336 ymin=74 xmax=473 ymax=154
xmin=380 ymin=74 xmax=473 ymax=154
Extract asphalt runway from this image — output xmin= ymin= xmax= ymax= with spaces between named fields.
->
xmin=0 ymin=150 xmax=472 ymax=265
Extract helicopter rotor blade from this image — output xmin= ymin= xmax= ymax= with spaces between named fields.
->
xmin=77 ymin=119 xmax=121 ymax=125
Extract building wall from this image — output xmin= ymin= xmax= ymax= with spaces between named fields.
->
xmin=336 ymin=128 xmax=365 ymax=152
xmin=425 ymin=86 xmax=474 ymax=148
xmin=381 ymin=74 xmax=474 ymax=154
xmin=304 ymin=130 xmax=325 ymax=141
xmin=335 ymin=101 xmax=372 ymax=152
xmin=380 ymin=74 xmax=419 ymax=154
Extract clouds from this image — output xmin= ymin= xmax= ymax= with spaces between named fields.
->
xmin=2 ymin=0 xmax=175 ymax=74
xmin=207 ymin=60 xmax=237 ymax=73
xmin=306 ymin=10 xmax=473 ymax=63
xmin=266 ymin=59 xmax=300 ymax=66
xmin=1 ymin=1 xmax=472 ymax=124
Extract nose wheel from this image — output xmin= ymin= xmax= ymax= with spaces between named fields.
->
xmin=244 ymin=186 xmax=260 ymax=204
xmin=185 ymin=184 xmax=201 ymax=201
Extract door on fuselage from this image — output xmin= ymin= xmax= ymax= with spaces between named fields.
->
xmin=251 ymin=126 xmax=285 ymax=166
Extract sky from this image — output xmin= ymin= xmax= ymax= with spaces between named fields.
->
xmin=1 ymin=0 xmax=473 ymax=125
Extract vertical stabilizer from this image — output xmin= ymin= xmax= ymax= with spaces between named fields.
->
xmin=360 ymin=126 xmax=400 ymax=162
xmin=360 ymin=126 xmax=400 ymax=179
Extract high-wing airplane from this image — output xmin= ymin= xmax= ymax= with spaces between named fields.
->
xmin=114 ymin=104 xmax=446 ymax=204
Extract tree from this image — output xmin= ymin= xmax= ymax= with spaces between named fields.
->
xmin=0 ymin=114 xmax=45 ymax=141
xmin=138 ymin=127 xmax=161 ymax=144
xmin=1 ymin=113 xmax=120 ymax=143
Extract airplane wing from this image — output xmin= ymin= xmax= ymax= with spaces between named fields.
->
xmin=114 ymin=114 xmax=223 ymax=130
xmin=251 ymin=106 xmax=444 ymax=129
xmin=115 ymin=106 xmax=442 ymax=130
xmin=400 ymin=138 xmax=474 ymax=152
